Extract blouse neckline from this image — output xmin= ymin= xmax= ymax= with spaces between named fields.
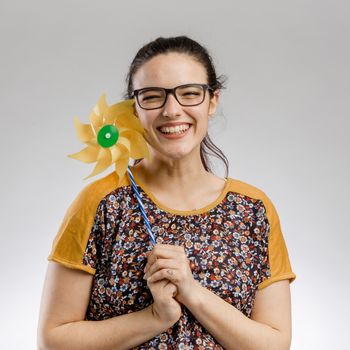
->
xmin=129 ymin=167 xmax=231 ymax=216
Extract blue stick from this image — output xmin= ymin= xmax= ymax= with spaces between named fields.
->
xmin=127 ymin=166 xmax=156 ymax=245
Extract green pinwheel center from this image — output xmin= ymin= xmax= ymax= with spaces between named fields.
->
xmin=97 ymin=124 xmax=119 ymax=148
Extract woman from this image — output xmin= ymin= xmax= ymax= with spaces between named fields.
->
xmin=38 ymin=36 xmax=296 ymax=349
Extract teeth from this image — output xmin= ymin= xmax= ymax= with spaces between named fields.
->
xmin=160 ymin=124 xmax=190 ymax=134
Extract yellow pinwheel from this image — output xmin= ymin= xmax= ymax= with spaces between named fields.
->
xmin=68 ymin=95 xmax=149 ymax=181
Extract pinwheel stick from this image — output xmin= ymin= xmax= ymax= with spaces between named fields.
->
xmin=127 ymin=166 xmax=156 ymax=246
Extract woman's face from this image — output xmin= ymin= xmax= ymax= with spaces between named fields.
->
xmin=132 ymin=52 xmax=219 ymax=162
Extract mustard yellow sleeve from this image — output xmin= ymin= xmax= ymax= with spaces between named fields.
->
xmin=47 ymin=172 xmax=121 ymax=275
xmin=257 ymin=194 xmax=296 ymax=290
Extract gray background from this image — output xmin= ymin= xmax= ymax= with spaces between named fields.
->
xmin=1 ymin=0 xmax=349 ymax=348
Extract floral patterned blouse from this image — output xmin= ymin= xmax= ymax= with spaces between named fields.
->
xmin=48 ymin=168 xmax=296 ymax=349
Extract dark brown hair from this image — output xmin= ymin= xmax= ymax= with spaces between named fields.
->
xmin=124 ymin=35 xmax=229 ymax=178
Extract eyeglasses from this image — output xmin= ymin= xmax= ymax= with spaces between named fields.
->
xmin=132 ymin=83 xmax=213 ymax=110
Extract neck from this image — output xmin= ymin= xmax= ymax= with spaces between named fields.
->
xmin=130 ymin=150 xmax=228 ymax=212
xmin=131 ymin=154 xmax=211 ymax=194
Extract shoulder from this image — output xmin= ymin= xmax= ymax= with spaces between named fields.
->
xmin=226 ymin=177 xmax=269 ymax=202
xmin=226 ymin=177 xmax=296 ymax=289
xmin=226 ymin=177 xmax=279 ymax=220
xmin=48 ymin=171 xmax=130 ymax=274
xmin=68 ymin=171 xmax=129 ymax=214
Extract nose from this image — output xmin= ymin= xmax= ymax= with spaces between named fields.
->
xmin=162 ymin=92 xmax=182 ymax=118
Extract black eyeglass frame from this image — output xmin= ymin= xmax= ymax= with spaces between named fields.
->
xmin=131 ymin=83 xmax=213 ymax=110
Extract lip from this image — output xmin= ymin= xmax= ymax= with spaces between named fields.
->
xmin=157 ymin=122 xmax=192 ymax=129
xmin=157 ymin=124 xmax=192 ymax=139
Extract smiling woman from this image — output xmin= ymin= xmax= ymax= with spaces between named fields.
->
xmin=38 ymin=36 xmax=296 ymax=350
xmin=129 ymin=51 xmax=222 ymax=167
xmin=125 ymin=37 xmax=228 ymax=176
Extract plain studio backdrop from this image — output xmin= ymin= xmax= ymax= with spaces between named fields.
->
xmin=1 ymin=0 xmax=349 ymax=349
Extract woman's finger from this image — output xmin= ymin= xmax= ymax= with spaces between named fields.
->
xmin=163 ymin=280 xmax=178 ymax=297
xmin=147 ymin=276 xmax=178 ymax=297
xmin=147 ymin=268 xmax=179 ymax=284
xmin=144 ymin=258 xmax=177 ymax=279
xmin=145 ymin=244 xmax=185 ymax=271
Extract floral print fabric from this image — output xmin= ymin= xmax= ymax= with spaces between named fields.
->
xmin=82 ymin=179 xmax=272 ymax=349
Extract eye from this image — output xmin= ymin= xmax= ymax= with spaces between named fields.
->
xmin=142 ymin=94 xmax=161 ymax=101
xmin=183 ymin=91 xmax=200 ymax=96
xmin=179 ymin=87 xmax=202 ymax=98
xmin=139 ymin=90 xmax=164 ymax=102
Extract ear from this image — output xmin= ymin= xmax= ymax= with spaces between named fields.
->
xmin=208 ymin=90 xmax=220 ymax=117
xmin=132 ymin=100 xmax=139 ymax=118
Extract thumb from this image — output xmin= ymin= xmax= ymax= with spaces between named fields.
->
xmin=164 ymin=281 xmax=177 ymax=298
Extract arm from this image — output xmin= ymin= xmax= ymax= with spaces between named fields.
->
xmin=184 ymin=279 xmax=292 ymax=350
xmin=144 ymin=244 xmax=292 ymax=350
xmin=37 ymin=262 xmax=179 ymax=350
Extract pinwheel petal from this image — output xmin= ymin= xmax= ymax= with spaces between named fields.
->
xmin=73 ymin=117 xmax=95 ymax=142
xmin=109 ymin=144 xmax=122 ymax=163
xmin=117 ymin=136 xmax=131 ymax=152
xmin=114 ymin=155 xmax=130 ymax=183
xmin=96 ymin=146 xmax=108 ymax=160
xmin=105 ymin=99 xmax=143 ymax=133
xmin=108 ymin=99 xmax=134 ymax=115
xmin=103 ymin=99 xmax=134 ymax=125
xmin=68 ymin=144 xmax=99 ymax=163
xmin=93 ymin=94 xmax=108 ymax=116
xmin=116 ymin=141 xmax=130 ymax=156
xmin=120 ymin=129 xmax=149 ymax=159
xmin=86 ymin=138 xmax=98 ymax=146
xmin=84 ymin=148 xmax=112 ymax=179
xmin=89 ymin=111 xmax=103 ymax=134
xmin=114 ymin=112 xmax=144 ymax=133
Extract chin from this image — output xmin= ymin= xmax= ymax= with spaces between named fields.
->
xmin=149 ymin=141 xmax=200 ymax=161
xmin=163 ymin=146 xmax=198 ymax=160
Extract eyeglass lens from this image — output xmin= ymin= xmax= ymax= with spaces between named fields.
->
xmin=137 ymin=85 xmax=205 ymax=109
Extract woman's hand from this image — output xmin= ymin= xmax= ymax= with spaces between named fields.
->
xmin=147 ymin=276 xmax=182 ymax=328
xmin=144 ymin=244 xmax=199 ymax=306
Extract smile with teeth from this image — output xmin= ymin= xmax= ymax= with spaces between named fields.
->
xmin=159 ymin=124 xmax=191 ymax=134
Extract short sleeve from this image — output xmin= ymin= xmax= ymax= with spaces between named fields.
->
xmin=47 ymin=172 xmax=120 ymax=275
xmin=257 ymin=194 xmax=296 ymax=290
